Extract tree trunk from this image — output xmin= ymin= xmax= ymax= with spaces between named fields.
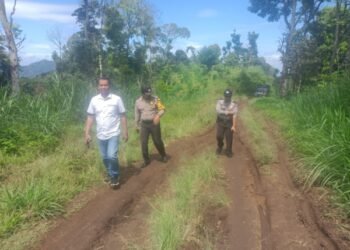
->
xmin=280 ymin=0 xmax=297 ymax=97
xmin=331 ymin=0 xmax=341 ymax=72
xmin=0 ymin=0 xmax=20 ymax=95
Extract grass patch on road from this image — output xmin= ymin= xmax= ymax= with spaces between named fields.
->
xmin=240 ymin=104 xmax=277 ymax=166
xmin=146 ymin=151 xmax=228 ymax=250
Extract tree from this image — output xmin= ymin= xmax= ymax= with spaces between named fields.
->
xmin=0 ymin=0 xmax=20 ymax=94
xmin=71 ymin=0 xmax=102 ymax=76
xmin=197 ymin=44 xmax=221 ymax=70
xmin=174 ymin=49 xmax=189 ymax=64
xmin=247 ymin=31 xmax=259 ymax=64
xmin=0 ymin=34 xmax=10 ymax=87
xmin=186 ymin=45 xmax=197 ymax=61
xmin=249 ymin=0 xmax=327 ymax=95
xmin=110 ymin=0 xmax=157 ymax=82
xmin=156 ymin=23 xmax=190 ymax=62
xmin=222 ymin=30 xmax=259 ymax=67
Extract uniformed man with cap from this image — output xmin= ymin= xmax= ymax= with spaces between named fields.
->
xmin=135 ymin=86 xmax=168 ymax=167
xmin=216 ymin=89 xmax=238 ymax=157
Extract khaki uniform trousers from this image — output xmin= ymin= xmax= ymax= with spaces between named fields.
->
xmin=140 ymin=120 xmax=166 ymax=162
xmin=216 ymin=119 xmax=233 ymax=154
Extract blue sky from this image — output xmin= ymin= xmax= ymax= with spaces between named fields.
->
xmin=4 ymin=0 xmax=285 ymax=69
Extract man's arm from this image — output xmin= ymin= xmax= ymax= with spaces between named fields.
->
xmin=134 ymin=100 xmax=141 ymax=130
xmin=231 ymin=103 xmax=238 ymax=133
xmin=84 ymin=115 xmax=94 ymax=145
xmin=231 ymin=116 xmax=237 ymax=133
xmin=120 ymin=113 xmax=128 ymax=142
xmin=153 ymin=97 xmax=165 ymax=125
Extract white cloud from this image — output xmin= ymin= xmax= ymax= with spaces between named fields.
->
xmin=5 ymin=1 xmax=78 ymax=23
xmin=197 ymin=9 xmax=218 ymax=18
xmin=20 ymin=42 xmax=53 ymax=65
xmin=185 ymin=41 xmax=203 ymax=50
xmin=20 ymin=52 xmax=52 ymax=66
xmin=263 ymin=52 xmax=282 ymax=70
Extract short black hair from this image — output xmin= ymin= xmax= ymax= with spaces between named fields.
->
xmin=141 ymin=85 xmax=152 ymax=94
xmin=98 ymin=76 xmax=110 ymax=84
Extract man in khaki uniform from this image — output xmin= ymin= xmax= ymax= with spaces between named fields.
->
xmin=135 ymin=86 xmax=168 ymax=167
xmin=216 ymin=89 xmax=238 ymax=157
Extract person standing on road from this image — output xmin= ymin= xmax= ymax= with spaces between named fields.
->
xmin=135 ymin=86 xmax=168 ymax=168
xmin=216 ymin=89 xmax=238 ymax=157
xmin=85 ymin=77 xmax=128 ymax=188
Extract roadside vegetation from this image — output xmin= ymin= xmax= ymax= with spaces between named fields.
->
xmin=253 ymin=74 xmax=350 ymax=214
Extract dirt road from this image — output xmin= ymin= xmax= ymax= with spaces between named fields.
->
xmin=36 ymin=116 xmax=347 ymax=249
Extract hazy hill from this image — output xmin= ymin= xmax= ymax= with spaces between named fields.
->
xmin=20 ymin=59 xmax=56 ymax=78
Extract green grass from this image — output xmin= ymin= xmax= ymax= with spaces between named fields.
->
xmin=147 ymin=151 xmax=227 ymax=250
xmin=0 ymin=126 xmax=101 ymax=247
xmin=252 ymin=79 xmax=350 ymax=214
xmin=240 ymin=103 xmax=277 ymax=166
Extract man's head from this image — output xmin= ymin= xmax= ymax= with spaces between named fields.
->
xmin=141 ymin=85 xmax=152 ymax=99
xmin=98 ymin=77 xmax=110 ymax=97
xmin=224 ymin=89 xmax=232 ymax=102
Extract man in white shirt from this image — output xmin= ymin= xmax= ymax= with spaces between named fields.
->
xmin=85 ymin=77 xmax=128 ymax=188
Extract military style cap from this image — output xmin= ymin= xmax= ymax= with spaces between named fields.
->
xmin=224 ymin=89 xmax=232 ymax=97
xmin=141 ymin=86 xmax=152 ymax=94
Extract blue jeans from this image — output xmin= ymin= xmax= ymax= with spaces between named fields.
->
xmin=98 ymin=135 xmax=119 ymax=179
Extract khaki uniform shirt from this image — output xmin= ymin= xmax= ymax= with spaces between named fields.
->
xmin=135 ymin=96 xmax=165 ymax=128
xmin=216 ymin=99 xmax=238 ymax=121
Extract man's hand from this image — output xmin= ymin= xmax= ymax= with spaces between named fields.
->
xmin=231 ymin=126 xmax=236 ymax=133
xmin=122 ymin=132 xmax=129 ymax=142
xmin=85 ymin=134 xmax=92 ymax=147
xmin=153 ymin=114 xmax=160 ymax=125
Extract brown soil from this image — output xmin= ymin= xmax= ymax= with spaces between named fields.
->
xmin=35 ymin=109 xmax=350 ymax=250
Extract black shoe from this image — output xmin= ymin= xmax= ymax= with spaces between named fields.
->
xmin=160 ymin=155 xmax=168 ymax=163
xmin=226 ymin=151 xmax=233 ymax=158
xmin=216 ymin=147 xmax=222 ymax=155
xmin=110 ymin=176 xmax=120 ymax=189
xmin=141 ymin=160 xmax=151 ymax=168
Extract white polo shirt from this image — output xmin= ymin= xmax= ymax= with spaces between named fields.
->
xmin=87 ymin=93 xmax=126 ymax=140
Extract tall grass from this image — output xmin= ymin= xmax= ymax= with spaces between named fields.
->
xmin=0 ymin=126 xmax=101 ymax=242
xmin=0 ymin=74 xmax=89 ymax=163
xmin=254 ymin=77 xmax=350 ymax=212
xmin=288 ymin=81 xmax=350 ymax=207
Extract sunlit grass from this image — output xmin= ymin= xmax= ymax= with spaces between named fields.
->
xmin=0 ymin=125 xmax=101 ymax=246
xmin=252 ymin=79 xmax=350 ymax=213
xmin=240 ymin=105 xmax=277 ymax=166
xmin=147 ymin=151 xmax=227 ymax=250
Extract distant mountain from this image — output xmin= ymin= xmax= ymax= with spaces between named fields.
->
xmin=20 ymin=59 xmax=56 ymax=78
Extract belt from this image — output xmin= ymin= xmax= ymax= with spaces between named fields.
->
xmin=141 ymin=120 xmax=153 ymax=124
xmin=217 ymin=116 xmax=232 ymax=122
